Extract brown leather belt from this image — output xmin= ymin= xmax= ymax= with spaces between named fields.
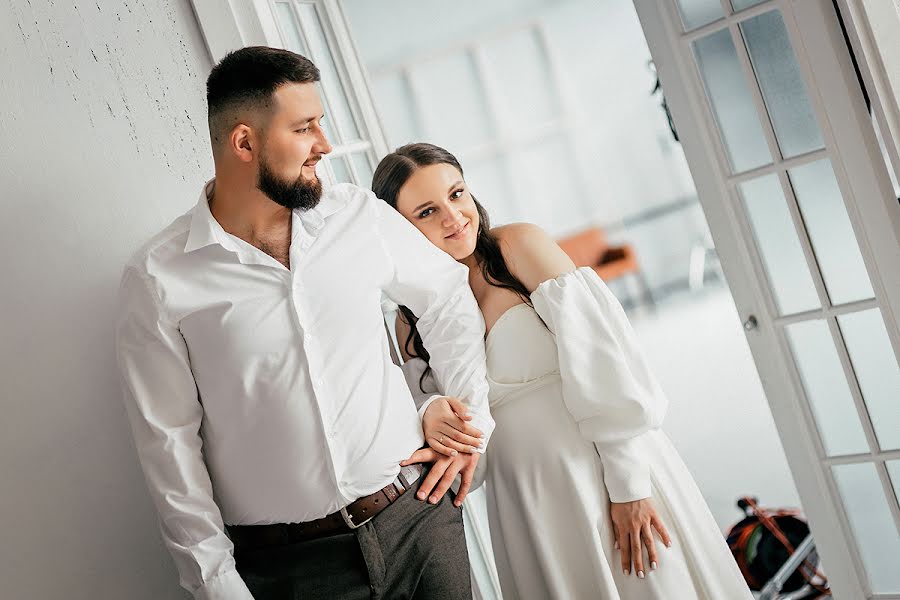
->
xmin=227 ymin=464 xmax=423 ymax=550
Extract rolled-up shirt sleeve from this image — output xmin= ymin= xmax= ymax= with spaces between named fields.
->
xmin=115 ymin=267 xmax=252 ymax=600
xmin=530 ymin=267 xmax=668 ymax=502
xmin=371 ymin=194 xmax=495 ymax=450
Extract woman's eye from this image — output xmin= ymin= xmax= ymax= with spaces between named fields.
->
xmin=296 ymin=128 xmax=310 ymax=134
xmin=450 ymin=189 xmax=464 ymax=200
xmin=418 ymin=208 xmax=435 ymax=218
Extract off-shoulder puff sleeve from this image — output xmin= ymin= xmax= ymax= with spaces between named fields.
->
xmin=530 ymin=267 xmax=668 ymax=502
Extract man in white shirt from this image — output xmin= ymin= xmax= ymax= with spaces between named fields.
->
xmin=115 ymin=46 xmax=494 ymax=600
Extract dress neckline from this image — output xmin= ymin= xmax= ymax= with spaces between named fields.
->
xmin=485 ymin=302 xmax=531 ymax=346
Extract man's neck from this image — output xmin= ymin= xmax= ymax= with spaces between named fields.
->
xmin=208 ymin=176 xmax=292 ymax=244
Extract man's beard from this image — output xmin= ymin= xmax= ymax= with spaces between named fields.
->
xmin=257 ymin=154 xmax=323 ymax=211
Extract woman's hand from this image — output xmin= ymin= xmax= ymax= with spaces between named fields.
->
xmin=422 ymin=396 xmax=484 ymax=457
xmin=610 ymin=498 xmax=672 ymax=578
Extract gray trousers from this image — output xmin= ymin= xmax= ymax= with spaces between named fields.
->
xmin=234 ymin=474 xmax=473 ymax=600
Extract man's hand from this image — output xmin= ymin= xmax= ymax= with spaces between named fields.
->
xmin=400 ymin=447 xmax=480 ymax=508
xmin=422 ymin=396 xmax=484 ymax=457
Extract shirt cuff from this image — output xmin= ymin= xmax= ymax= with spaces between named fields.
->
xmin=193 ymin=569 xmax=254 ymax=600
xmin=417 ymin=394 xmax=442 ymax=422
xmin=594 ymin=433 xmax=653 ymax=503
xmin=466 ymin=412 xmax=493 ymax=454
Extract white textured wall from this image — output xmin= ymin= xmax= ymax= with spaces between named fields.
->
xmin=0 ymin=1 xmax=212 ymax=598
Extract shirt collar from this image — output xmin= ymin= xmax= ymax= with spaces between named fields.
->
xmin=183 ymin=179 xmax=349 ymax=253
xmin=184 ymin=179 xmax=234 ymax=254
xmin=297 ymin=181 xmax=349 ymax=234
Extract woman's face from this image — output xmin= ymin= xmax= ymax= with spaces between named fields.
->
xmin=395 ymin=163 xmax=480 ymax=261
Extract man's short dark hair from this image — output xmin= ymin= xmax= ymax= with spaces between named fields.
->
xmin=206 ymin=46 xmax=320 ymax=147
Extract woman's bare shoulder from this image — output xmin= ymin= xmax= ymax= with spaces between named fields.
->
xmin=490 ymin=222 xmax=575 ymax=292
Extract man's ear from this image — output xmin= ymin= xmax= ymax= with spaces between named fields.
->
xmin=230 ymin=124 xmax=255 ymax=163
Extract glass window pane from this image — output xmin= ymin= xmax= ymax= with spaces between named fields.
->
xmin=328 ymin=156 xmax=352 ymax=184
xmin=372 ymin=73 xmax=420 ymax=149
xmin=838 ymin=309 xmax=900 ymax=451
xmin=693 ymin=29 xmax=772 ymax=173
xmin=296 ymin=4 xmax=361 ymax=143
xmin=739 ymin=175 xmax=819 ymax=315
xmin=731 ymin=0 xmax=768 ymax=11
xmin=676 ymin=0 xmax=725 ymax=31
xmin=409 ymin=52 xmax=495 ymax=150
xmin=785 ymin=320 xmax=869 ymax=456
xmin=789 ymin=159 xmax=874 ymax=305
xmin=481 ymin=29 xmax=558 ymax=126
xmin=832 ymin=463 xmax=900 ymax=594
xmin=350 ymin=152 xmax=374 ymax=188
xmin=740 ymin=11 xmax=824 ymax=159
xmin=274 ymin=2 xmax=309 ymax=56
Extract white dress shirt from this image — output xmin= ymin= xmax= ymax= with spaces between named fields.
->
xmin=115 ymin=180 xmax=494 ymax=600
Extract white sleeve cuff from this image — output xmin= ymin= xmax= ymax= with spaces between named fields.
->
xmin=466 ymin=412 xmax=493 ymax=454
xmin=594 ymin=433 xmax=653 ymax=503
xmin=193 ymin=568 xmax=254 ymax=600
xmin=417 ymin=394 xmax=442 ymax=422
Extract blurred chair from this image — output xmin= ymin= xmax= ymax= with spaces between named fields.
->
xmin=556 ymin=227 xmax=654 ymax=308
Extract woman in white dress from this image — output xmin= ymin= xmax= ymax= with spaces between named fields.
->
xmin=372 ymin=143 xmax=752 ymax=600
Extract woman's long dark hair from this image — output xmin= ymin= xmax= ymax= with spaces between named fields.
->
xmin=372 ymin=142 xmax=531 ymax=391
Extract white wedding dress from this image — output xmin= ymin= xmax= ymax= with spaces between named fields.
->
xmin=402 ymin=268 xmax=753 ymax=600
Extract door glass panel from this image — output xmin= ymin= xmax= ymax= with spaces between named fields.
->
xmin=675 ymin=0 xmax=725 ymax=31
xmin=275 ymin=2 xmax=310 ymax=56
xmin=789 ymin=159 xmax=875 ymax=305
xmin=295 ymin=4 xmax=361 ymax=143
xmin=888 ymin=461 xmax=900 ymax=506
xmin=740 ymin=11 xmax=824 ymax=159
xmin=731 ymin=0 xmax=769 ymax=12
xmin=328 ymin=156 xmax=352 ymax=183
xmin=838 ymin=309 xmax=900 ymax=451
xmin=350 ymin=152 xmax=374 ymax=187
xmin=693 ymin=29 xmax=772 ymax=173
xmin=739 ymin=175 xmax=819 ymax=314
xmin=832 ymin=463 xmax=900 ymax=593
xmin=785 ymin=320 xmax=868 ymax=456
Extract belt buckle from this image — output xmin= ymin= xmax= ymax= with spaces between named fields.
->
xmin=340 ymin=506 xmax=373 ymax=530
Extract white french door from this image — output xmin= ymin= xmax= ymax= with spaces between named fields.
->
xmin=634 ymin=1 xmax=900 ymax=598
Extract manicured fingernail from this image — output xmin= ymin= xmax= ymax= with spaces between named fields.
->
xmin=638 ymin=570 xmax=645 ymax=579
xmin=651 ymin=561 xmax=658 ymax=570
xmin=666 ymin=541 xmax=673 ymax=548
xmin=623 ymin=569 xmax=629 ymax=576
xmin=614 ymin=541 xmax=619 ymax=549
xmin=417 ymin=492 xmax=425 ymax=500
xmin=429 ymin=496 xmax=437 ymax=504
xmin=451 ymin=450 xmax=458 ymax=456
